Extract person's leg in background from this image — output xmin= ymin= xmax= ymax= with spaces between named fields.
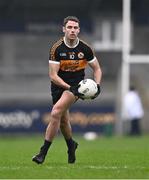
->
xmin=130 ymin=118 xmax=141 ymax=136
xmin=133 ymin=118 xmax=141 ymax=135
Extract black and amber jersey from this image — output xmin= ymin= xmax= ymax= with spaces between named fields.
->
xmin=49 ymin=37 xmax=96 ymax=91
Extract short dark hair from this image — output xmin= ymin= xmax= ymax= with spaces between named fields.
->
xmin=63 ymin=16 xmax=80 ymax=26
xmin=130 ymin=85 xmax=136 ymax=91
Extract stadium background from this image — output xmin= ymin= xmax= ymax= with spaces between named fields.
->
xmin=0 ymin=0 xmax=149 ymax=135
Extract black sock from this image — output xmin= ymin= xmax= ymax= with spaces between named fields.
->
xmin=65 ymin=138 xmax=74 ymax=149
xmin=40 ymin=140 xmax=52 ymax=155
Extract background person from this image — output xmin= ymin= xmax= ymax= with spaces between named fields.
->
xmin=123 ymin=85 xmax=144 ymax=136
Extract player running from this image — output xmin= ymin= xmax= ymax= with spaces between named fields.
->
xmin=32 ymin=16 xmax=102 ymax=164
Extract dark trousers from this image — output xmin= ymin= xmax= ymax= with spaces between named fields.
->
xmin=130 ymin=118 xmax=141 ymax=135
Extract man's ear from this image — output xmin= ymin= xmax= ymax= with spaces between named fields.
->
xmin=63 ymin=26 xmax=65 ymax=33
xmin=78 ymin=27 xmax=80 ymax=33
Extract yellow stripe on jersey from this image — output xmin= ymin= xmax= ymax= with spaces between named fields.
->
xmin=60 ymin=59 xmax=87 ymax=72
xmin=50 ymin=38 xmax=63 ymax=60
xmin=80 ymin=39 xmax=95 ymax=54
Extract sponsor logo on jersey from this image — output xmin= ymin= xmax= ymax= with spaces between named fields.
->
xmin=60 ymin=59 xmax=87 ymax=71
xmin=78 ymin=52 xmax=84 ymax=59
xmin=60 ymin=53 xmax=67 ymax=56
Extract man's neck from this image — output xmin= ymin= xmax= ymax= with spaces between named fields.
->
xmin=64 ymin=37 xmax=79 ymax=48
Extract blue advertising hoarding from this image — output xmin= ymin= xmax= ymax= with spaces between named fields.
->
xmin=0 ymin=105 xmax=115 ymax=134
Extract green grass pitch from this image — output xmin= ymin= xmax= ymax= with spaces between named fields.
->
xmin=0 ymin=134 xmax=149 ymax=179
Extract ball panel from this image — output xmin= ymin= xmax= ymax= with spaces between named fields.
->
xmin=78 ymin=79 xmax=97 ymax=99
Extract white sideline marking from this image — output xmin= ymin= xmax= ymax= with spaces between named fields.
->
xmin=0 ymin=166 xmax=20 ymax=170
xmin=46 ymin=165 xmax=148 ymax=170
xmin=0 ymin=165 xmax=147 ymax=170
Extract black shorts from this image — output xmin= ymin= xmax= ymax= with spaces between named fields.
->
xmin=51 ymin=79 xmax=82 ymax=105
xmin=51 ymin=89 xmax=65 ymax=105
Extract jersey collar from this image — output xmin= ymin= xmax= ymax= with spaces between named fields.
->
xmin=63 ymin=37 xmax=79 ymax=48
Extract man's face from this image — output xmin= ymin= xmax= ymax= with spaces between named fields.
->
xmin=63 ymin=20 xmax=80 ymax=40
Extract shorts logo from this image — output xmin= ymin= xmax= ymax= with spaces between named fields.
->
xmin=78 ymin=52 xmax=84 ymax=59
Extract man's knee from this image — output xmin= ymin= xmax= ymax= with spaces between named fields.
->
xmin=51 ymin=106 xmax=62 ymax=119
xmin=51 ymin=109 xmax=60 ymax=119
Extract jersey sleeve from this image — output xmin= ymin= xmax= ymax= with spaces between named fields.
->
xmin=49 ymin=45 xmax=60 ymax=64
xmin=85 ymin=45 xmax=96 ymax=63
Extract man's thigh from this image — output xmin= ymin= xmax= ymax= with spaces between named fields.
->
xmin=53 ymin=91 xmax=76 ymax=112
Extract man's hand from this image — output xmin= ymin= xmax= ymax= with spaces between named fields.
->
xmin=91 ymin=84 xmax=101 ymax=99
xmin=69 ymin=84 xmax=84 ymax=100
